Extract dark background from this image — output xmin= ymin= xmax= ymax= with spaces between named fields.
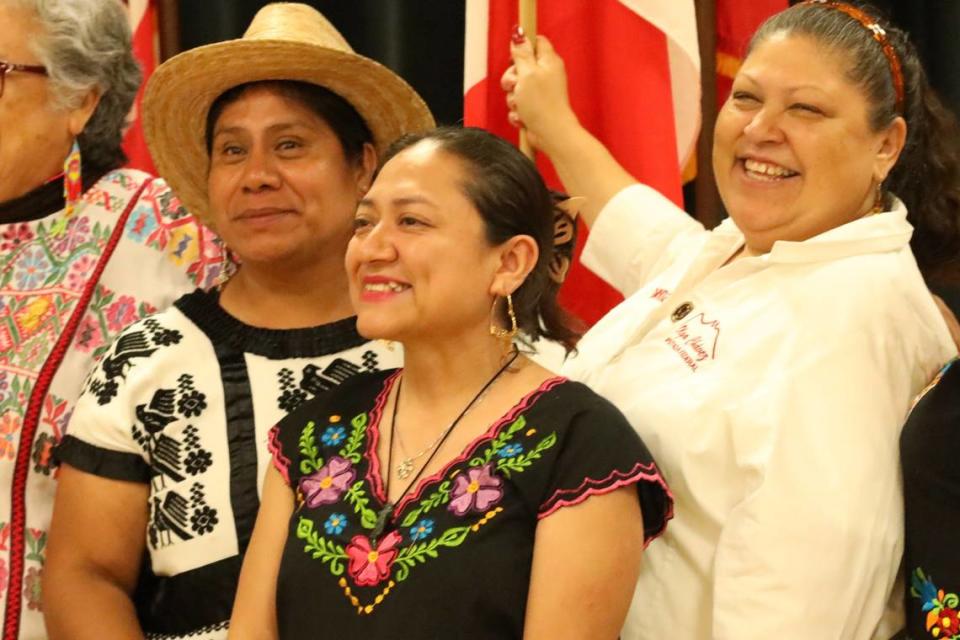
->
xmin=176 ymin=0 xmax=960 ymax=125
xmin=177 ymin=0 xmax=468 ymax=126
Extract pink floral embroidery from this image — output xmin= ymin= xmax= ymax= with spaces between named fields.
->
xmin=299 ymin=456 xmax=355 ymax=508
xmin=448 ymin=463 xmax=503 ymax=516
xmin=23 ymin=566 xmax=42 ymax=611
xmin=1 ymin=224 xmax=33 ymax=252
xmin=105 ymin=295 xmax=138 ymax=332
xmin=66 ymin=254 xmax=97 ymax=291
xmin=345 ymin=530 xmax=402 ymax=586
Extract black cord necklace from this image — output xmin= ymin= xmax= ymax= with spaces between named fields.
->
xmin=371 ymin=350 xmax=520 ymax=542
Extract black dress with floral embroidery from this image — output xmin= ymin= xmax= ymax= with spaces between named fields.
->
xmin=901 ymin=358 xmax=960 ymax=640
xmin=269 ymin=369 xmax=672 ymax=639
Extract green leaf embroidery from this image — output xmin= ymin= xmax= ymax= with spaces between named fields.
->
xmin=399 ymin=480 xmax=452 ymax=528
xmin=296 ymin=516 xmax=347 ymax=576
xmin=496 ymin=431 xmax=558 ymax=478
xmin=298 ymin=421 xmax=322 ymax=475
xmin=25 ymin=529 xmax=47 ymax=564
xmin=394 ymin=525 xmax=472 ymax=582
xmin=339 ymin=413 xmax=368 ymax=464
xmin=469 ymin=416 xmax=527 ymax=467
xmin=344 ymin=480 xmax=379 ymax=530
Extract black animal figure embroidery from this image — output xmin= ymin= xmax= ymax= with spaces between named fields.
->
xmin=90 ymin=318 xmax=183 ymax=405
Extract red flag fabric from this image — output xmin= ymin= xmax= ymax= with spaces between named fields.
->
xmin=123 ymin=0 xmax=158 ymax=174
xmin=716 ymin=0 xmax=789 ymax=104
xmin=464 ymin=0 xmax=699 ymax=326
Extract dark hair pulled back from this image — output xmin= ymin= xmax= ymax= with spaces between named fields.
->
xmin=379 ymin=126 xmax=582 ymax=352
xmin=751 ymin=2 xmax=960 ymax=281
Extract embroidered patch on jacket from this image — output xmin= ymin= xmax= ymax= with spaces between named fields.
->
xmin=664 ymin=312 xmax=720 ymax=372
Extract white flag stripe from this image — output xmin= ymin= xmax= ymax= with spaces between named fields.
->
xmin=127 ymin=0 xmax=148 ymax=31
xmin=464 ymin=0 xmax=490 ymax=93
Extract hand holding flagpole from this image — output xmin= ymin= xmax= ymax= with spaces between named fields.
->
xmin=518 ymin=0 xmax=537 ymax=159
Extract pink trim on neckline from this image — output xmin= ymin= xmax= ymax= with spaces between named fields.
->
xmin=538 ymin=460 xmax=675 ymax=549
xmin=365 ymin=370 xmax=402 ymax=502
xmin=267 ymin=424 xmax=291 ymax=486
xmin=365 ymin=374 xmax=568 ymax=514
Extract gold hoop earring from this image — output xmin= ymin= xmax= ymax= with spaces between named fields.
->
xmin=490 ymin=293 xmax=518 ymax=341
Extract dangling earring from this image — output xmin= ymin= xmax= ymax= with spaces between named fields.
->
xmin=63 ymin=139 xmax=82 ymax=218
xmin=216 ymin=244 xmax=236 ymax=291
xmin=871 ymin=182 xmax=885 ymax=214
xmin=489 ymin=293 xmax=518 ymax=341
xmin=51 ymin=140 xmax=83 ymax=237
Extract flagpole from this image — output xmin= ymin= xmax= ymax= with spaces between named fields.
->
xmin=519 ymin=0 xmax=537 ymax=159
xmin=694 ymin=0 xmax=722 ymax=228
xmin=157 ymin=0 xmax=181 ymax=62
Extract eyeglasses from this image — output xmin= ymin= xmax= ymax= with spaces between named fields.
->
xmin=0 ymin=61 xmax=48 ymax=98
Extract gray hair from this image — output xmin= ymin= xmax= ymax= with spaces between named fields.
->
xmin=6 ymin=0 xmax=141 ymax=170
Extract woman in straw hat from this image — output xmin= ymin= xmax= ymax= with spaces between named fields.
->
xmin=43 ymin=4 xmax=433 ymax=639
xmin=230 ymin=126 xmax=672 ymax=639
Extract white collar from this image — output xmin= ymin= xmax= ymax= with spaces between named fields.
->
xmin=714 ymin=197 xmax=913 ymax=264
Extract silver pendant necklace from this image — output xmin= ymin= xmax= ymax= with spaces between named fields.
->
xmin=372 ymin=350 xmax=520 ymax=542
xmin=393 ymin=384 xmax=494 ymax=480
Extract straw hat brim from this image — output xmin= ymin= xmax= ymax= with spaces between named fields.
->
xmin=143 ymin=39 xmax=435 ymax=223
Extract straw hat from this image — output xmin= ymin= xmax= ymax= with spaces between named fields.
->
xmin=142 ymin=2 xmax=435 ymax=223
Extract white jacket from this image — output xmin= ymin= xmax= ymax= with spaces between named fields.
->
xmin=562 ymin=184 xmax=957 ymax=640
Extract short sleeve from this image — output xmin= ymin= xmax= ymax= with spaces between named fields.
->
xmin=537 ymin=386 xmax=673 ymax=546
xmin=55 ymin=319 xmax=159 ymax=482
xmin=581 ymin=184 xmax=704 ymax=297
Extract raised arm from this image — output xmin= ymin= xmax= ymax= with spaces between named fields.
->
xmin=503 ymin=34 xmax=704 ymax=296
xmin=229 ymin=465 xmax=294 ymax=640
xmin=43 ymin=465 xmax=149 ymax=639
xmin=503 ymin=34 xmax=637 ymax=228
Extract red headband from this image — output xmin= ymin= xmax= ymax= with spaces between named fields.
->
xmin=802 ymin=0 xmax=905 ymax=114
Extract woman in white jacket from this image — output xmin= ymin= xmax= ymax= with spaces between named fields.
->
xmin=503 ymin=2 xmax=960 ymax=638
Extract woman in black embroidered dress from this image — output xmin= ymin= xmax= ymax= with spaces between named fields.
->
xmin=44 ymin=5 xmax=433 ymax=639
xmin=231 ymin=127 xmax=672 ymax=639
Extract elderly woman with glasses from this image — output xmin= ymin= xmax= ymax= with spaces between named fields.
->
xmin=0 ymin=1 xmax=219 ymax=637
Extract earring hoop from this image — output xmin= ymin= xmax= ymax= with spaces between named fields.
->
xmin=490 ymin=293 xmax=519 ymax=341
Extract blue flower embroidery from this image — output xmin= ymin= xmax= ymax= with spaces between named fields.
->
xmin=14 ymin=249 xmax=51 ymax=290
xmin=498 ymin=443 xmax=524 ymax=458
xmin=321 ymin=425 xmax=347 ymax=447
xmin=409 ymin=518 xmax=434 ymax=541
xmin=324 ymin=513 xmax=348 ymax=535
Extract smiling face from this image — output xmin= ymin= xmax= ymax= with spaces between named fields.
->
xmin=206 ymin=85 xmax=373 ymax=271
xmin=346 ymin=140 xmax=511 ymax=345
xmin=0 ymin=5 xmax=94 ymax=203
xmin=712 ymin=31 xmax=905 ymax=254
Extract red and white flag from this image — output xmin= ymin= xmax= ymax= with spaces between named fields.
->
xmin=464 ymin=0 xmax=700 ymax=326
xmin=122 ymin=0 xmax=159 ymax=174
